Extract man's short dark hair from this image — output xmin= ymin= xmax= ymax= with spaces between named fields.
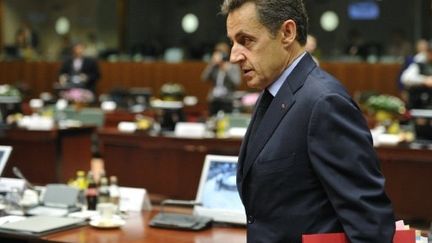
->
xmin=221 ymin=0 xmax=308 ymax=45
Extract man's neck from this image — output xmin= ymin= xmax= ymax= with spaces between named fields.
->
xmin=285 ymin=44 xmax=305 ymax=69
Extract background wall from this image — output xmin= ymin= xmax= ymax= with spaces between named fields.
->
xmin=2 ymin=0 xmax=117 ymax=60
xmin=126 ymin=0 xmax=432 ymax=60
xmin=1 ymin=0 xmax=431 ymax=61
xmin=305 ymin=0 xmax=432 ymax=60
xmin=126 ymin=0 xmax=226 ymax=59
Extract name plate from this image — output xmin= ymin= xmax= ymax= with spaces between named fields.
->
xmin=119 ymin=187 xmax=152 ymax=212
xmin=117 ymin=122 xmax=137 ymax=133
xmin=174 ymin=122 xmax=206 ymax=138
xmin=0 ymin=178 xmax=25 ymax=193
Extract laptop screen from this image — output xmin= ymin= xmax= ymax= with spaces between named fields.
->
xmin=0 ymin=146 xmax=12 ymax=176
xmin=194 ymin=154 xmax=246 ymax=225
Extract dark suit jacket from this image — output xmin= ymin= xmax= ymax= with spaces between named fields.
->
xmin=59 ymin=57 xmax=101 ymax=94
xmin=237 ymin=53 xmax=395 ymax=243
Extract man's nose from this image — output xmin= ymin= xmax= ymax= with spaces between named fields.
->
xmin=230 ymin=44 xmax=243 ymax=63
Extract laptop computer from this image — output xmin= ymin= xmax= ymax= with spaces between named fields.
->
xmin=26 ymin=184 xmax=81 ymax=217
xmin=0 ymin=215 xmax=85 ymax=237
xmin=0 ymin=146 xmax=27 ymax=194
xmin=193 ymin=154 xmax=246 ymax=225
xmin=0 ymin=146 xmax=12 ymax=176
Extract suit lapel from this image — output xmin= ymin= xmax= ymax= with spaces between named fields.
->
xmin=237 ymin=92 xmax=261 ymax=191
xmin=239 ymin=54 xmax=317 ymax=182
xmin=241 ymin=89 xmax=295 ymax=176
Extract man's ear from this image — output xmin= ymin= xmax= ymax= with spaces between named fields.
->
xmin=280 ymin=20 xmax=297 ymax=47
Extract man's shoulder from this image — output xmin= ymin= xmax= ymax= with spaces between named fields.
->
xmin=305 ymin=67 xmax=347 ymax=95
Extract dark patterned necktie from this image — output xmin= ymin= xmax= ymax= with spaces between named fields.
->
xmin=249 ymin=89 xmax=273 ymax=139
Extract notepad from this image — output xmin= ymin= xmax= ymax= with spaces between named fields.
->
xmin=0 ymin=216 xmax=86 ymax=236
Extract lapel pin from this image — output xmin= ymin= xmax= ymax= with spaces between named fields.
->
xmin=281 ymin=103 xmax=287 ymax=109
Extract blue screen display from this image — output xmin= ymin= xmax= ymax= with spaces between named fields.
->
xmin=200 ymin=160 xmax=244 ymax=211
xmin=348 ymin=1 xmax=380 ymax=20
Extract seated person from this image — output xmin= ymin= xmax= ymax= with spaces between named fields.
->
xmin=401 ymin=42 xmax=432 ymax=109
xmin=58 ymin=42 xmax=101 ymax=95
xmin=397 ymin=39 xmax=430 ymax=92
xmin=413 ymin=39 xmax=430 ymax=63
xmin=201 ymin=42 xmax=241 ymax=116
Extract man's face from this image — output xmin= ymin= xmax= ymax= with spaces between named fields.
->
xmin=227 ymin=2 xmax=289 ymax=90
xmin=73 ymin=44 xmax=84 ymax=58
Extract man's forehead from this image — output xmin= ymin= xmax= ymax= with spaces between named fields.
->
xmin=226 ymin=5 xmax=263 ymax=38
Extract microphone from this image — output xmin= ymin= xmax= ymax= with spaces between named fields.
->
xmin=12 ymin=166 xmax=36 ymax=190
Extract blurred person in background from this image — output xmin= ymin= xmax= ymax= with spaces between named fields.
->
xmin=396 ymin=39 xmax=430 ymax=92
xmin=413 ymin=39 xmax=430 ymax=63
xmin=201 ymin=42 xmax=242 ymax=116
xmin=12 ymin=23 xmax=39 ymax=61
xmin=57 ymin=34 xmax=74 ymax=61
xmin=305 ymin=34 xmax=319 ymax=65
xmin=19 ymin=22 xmax=39 ymax=50
xmin=401 ymin=42 xmax=432 ymax=109
xmin=84 ymin=32 xmax=106 ymax=58
xmin=386 ymin=29 xmax=412 ymax=62
xmin=58 ymin=42 xmax=101 ymax=96
xmin=344 ymin=28 xmax=366 ymax=60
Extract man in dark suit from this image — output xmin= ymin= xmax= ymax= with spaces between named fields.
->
xmin=58 ymin=42 xmax=101 ymax=95
xmin=221 ymin=1 xmax=395 ymax=242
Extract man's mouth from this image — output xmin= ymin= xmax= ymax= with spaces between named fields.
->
xmin=243 ymin=69 xmax=253 ymax=77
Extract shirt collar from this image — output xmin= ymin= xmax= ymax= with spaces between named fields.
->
xmin=267 ymin=52 xmax=306 ymax=97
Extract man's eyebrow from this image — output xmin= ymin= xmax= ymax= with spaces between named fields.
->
xmin=234 ymin=30 xmax=247 ymax=38
xmin=230 ymin=30 xmax=250 ymax=41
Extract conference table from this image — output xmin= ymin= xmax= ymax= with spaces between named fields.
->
xmin=40 ymin=209 xmax=246 ymax=243
xmin=99 ymin=128 xmax=432 ymax=222
xmin=0 ymin=126 xmax=95 ymax=184
xmin=377 ymin=144 xmax=432 ymax=221
xmin=98 ymin=128 xmax=241 ymax=200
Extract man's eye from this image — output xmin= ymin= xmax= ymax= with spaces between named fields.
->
xmin=243 ymin=37 xmax=253 ymax=47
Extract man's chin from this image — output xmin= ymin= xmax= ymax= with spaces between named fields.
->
xmin=246 ymin=79 xmax=264 ymax=90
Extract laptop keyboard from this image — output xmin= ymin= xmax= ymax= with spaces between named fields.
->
xmin=149 ymin=213 xmax=212 ymax=230
xmin=157 ymin=213 xmax=198 ymax=227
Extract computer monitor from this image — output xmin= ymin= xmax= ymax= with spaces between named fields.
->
xmin=0 ymin=97 xmax=21 ymax=125
xmin=348 ymin=1 xmax=380 ymax=20
xmin=407 ymin=88 xmax=432 ymax=110
xmin=411 ymin=109 xmax=432 ymax=143
xmin=0 ymin=146 xmax=12 ymax=176
xmin=193 ymin=154 xmax=246 ymax=225
xmin=108 ymin=87 xmax=152 ymax=112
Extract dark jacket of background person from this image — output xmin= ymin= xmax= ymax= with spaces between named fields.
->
xmin=58 ymin=56 xmax=101 ymax=95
